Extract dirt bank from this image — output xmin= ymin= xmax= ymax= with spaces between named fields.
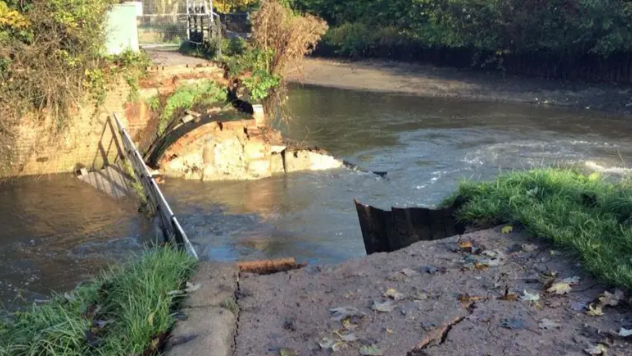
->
xmin=287 ymin=58 xmax=632 ymax=115
xmin=234 ymin=227 xmax=631 ymax=356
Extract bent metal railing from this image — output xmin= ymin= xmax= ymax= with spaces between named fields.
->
xmin=113 ymin=113 xmax=198 ymax=259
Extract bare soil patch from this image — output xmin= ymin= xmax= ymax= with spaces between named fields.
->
xmin=287 ymin=58 xmax=632 ymax=115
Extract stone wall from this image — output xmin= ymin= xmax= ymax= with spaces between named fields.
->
xmin=157 ymin=120 xmax=343 ymax=181
xmin=0 ymin=64 xmax=226 ymax=178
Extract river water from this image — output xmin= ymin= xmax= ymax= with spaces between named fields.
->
xmin=2 ymin=84 xmax=632 ymax=307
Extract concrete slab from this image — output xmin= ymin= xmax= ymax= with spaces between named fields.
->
xmin=185 ymin=262 xmax=239 ymax=309
xmin=234 ymin=228 xmax=632 ymax=356
xmin=166 ymin=262 xmax=240 ymax=356
xmin=164 ymin=306 xmax=236 ymax=356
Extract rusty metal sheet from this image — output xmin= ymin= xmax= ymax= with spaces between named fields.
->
xmin=355 ymin=200 xmax=466 ymax=255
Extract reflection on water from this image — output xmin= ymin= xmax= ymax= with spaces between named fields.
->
xmin=3 ymin=84 xmax=632 ymax=305
xmin=161 ymin=84 xmax=632 ymax=266
xmin=0 ymin=175 xmax=153 ymax=308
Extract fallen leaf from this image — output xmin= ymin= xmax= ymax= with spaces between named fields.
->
xmin=332 ymin=342 xmax=346 ymax=352
xmin=562 ymin=276 xmax=581 ymax=285
xmin=386 ymin=328 xmax=394 ymax=334
xmin=334 ymin=331 xmax=358 ymax=342
xmin=185 ymin=282 xmax=201 ymax=293
xmin=318 ymin=337 xmax=334 ymax=350
xmin=500 ymin=318 xmax=529 ymax=330
xmin=458 ymin=294 xmax=486 ymax=303
xmin=521 ymin=244 xmax=538 ymax=252
xmin=372 ymin=300 xmax=396 ymax=312
xmin=618 ymin=328 xmax=632 ymax=337
xmin=499 ymin=292 xmax=519 ymax=301
xmin=599 ymin=289 xmax=624 ymax=307
xmin=584 ymin=344 xmax=607 ymax=355
xmin=520 ymin=290 xmax=540 ymax=302
xmin=401 ymin=268 xmax=419 ymax=277
xmin=538 ymin=318 xmax=561 ymax=330
xmin=383 ymin=288 xmax=405 ymax=301
xmin=330 ymin=307 xmax=365 ymax=321
xmin=147 ymin=312 xmax=154 ymax=326
xmin=586 ymin=304 xmax=604 ymax=317
xmin=459 ymin=241 xmax=474 ymax=252
xmin=280 ymin=348 xmax=298 ymax=356
xmin=359 ymin=345 xmax=383 ymax=356
xmin=501 ymin=225 xmax=514 ymax=234
xmin=548 ymin=282 xmax=572 ymax=295
xmin=342 ymin=318 xmax=358 ymax=330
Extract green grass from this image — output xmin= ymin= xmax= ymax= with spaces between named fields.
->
xmin=0 ymin=247 xmax=196 ymax=356
xmin=442 ymin=168 xmax=632 ymax=290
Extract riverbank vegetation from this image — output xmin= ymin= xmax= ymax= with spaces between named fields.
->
xmin=182 ymin=0 xmax=326 ymax=111
xmin=288 ymin=0 xmax=632 ymax=82
xmin=444 ymin=169 xmax=632 ymax=290
xmin=0 ymin=0 xmax=151 ymax=166
xmin=0 ymin=247 xmax=196 ymax=356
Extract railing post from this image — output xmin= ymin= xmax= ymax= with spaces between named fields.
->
xmin=112 ymin=113 xmax=198 ymax=260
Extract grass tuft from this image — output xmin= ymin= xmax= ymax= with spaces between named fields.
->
xmin=0 ymin=247 xmax=196 ymax=356
xmin=442 ymin=168 xmax=632 ymax=290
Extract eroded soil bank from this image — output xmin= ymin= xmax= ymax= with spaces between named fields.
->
xmin=287 ymin=58 xmax=632 ymax=115
xmin=232 ymin=227 xmax=631 ymax=356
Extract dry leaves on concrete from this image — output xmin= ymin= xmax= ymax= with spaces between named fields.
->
xmin=618 ymin=328 xmax=632 ymax=337
xmin=547 ymin=276 xmax=580 ymax=295
xmin=359 ymin=345 xmax=383 ymax=356
xmin=330 ymin=307 xmax=365 ymax=321
xmin=372 ymin=300 xmax=397 ymax=313
xmin=584 ymin=343 xmax=608 ymax=355
xmin=538 ymin=318 xmax=561 ymax=330
xmin=598 ymin=289 xmax=624 ymax=307
xmin=383 ymin=288 xmax=405 ymax=301
xmin=520 ymin=290 xmax=540 ymax=302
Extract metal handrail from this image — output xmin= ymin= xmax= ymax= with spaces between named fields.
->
xmin=113 ymin=113 xmax=198 ymax=259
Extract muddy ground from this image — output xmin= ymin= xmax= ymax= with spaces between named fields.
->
xmin=286 ymin=58 xmax=632 ymax=116
xmin=234 ymin=227 xmax=632 ymax=356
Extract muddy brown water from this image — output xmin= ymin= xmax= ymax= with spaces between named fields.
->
xmin=2 ymin=84 xmax=632 ymax=307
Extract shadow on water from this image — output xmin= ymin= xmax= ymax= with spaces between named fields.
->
xmin=3 ymin=84 xmax=632 ymax=306
xmin=0 ymin=175 xmax=154 ymax=309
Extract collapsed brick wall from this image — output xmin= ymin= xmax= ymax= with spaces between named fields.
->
xmin=0 ymin=64 xmax=226 ymax=178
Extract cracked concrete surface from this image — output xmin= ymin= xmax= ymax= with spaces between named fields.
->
xmin=234 ymin=227 xmax=632 ymax=356
xmin=165 ymin=262 xmax=239 ymax=356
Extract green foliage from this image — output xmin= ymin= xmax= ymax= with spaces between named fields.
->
xmin=224 ymin=46 xmax=281 ymax=102
xmin=443 ymin=169 xmax=632 ymax=290
xmin=242 ymin=69 xmax=281 ymax=102
xmin=0 ymin=247 xmax=196 ymax=356
xmin=304 ymin=0 xmax=632 ymax=61
xmin=159 ymin=80 xmax=228 ymax=135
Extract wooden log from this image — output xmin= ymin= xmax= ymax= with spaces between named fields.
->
xmin=237 ymin=258 xmax=305 ymax=275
